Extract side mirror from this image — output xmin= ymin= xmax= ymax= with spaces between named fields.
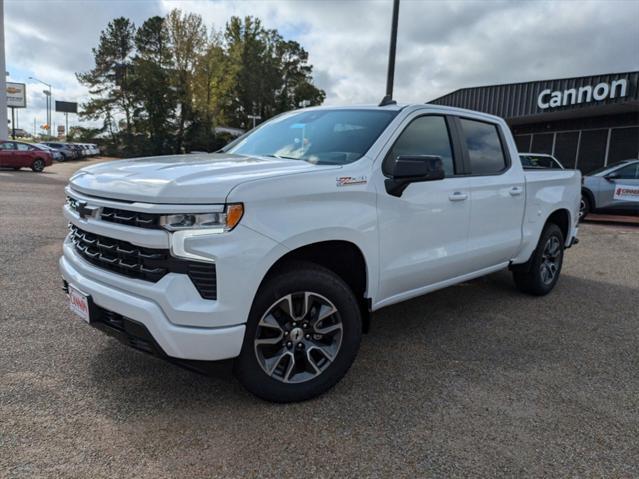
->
xmin=385 ymin=155 xmax=445 ymax=197
xmin=605 ymin=172 xmax=620 ymax=181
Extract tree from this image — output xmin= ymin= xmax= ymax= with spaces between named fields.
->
xmin=78 ymin=12 xmax=326 ymax=156
xmin=77 ymin=18 xmax=137 ymax=146
xmin=191 ymin=32 xmax=228 ymax=151
xmin=132 ymin=16 xmax=176 ymax=154
xmin=166 ymin=9 xmax=207 ymax=153
xmin=219 ymin=16 xmax=325 ymax=129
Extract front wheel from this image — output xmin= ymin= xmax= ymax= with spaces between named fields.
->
xmin=579 ymin=194 xmax=590 ymax=221
xmin=513 ymin=223 xmax=565 ymax=296
xmin=234 ymin=262 xmax=362 ymax=402
xmin=31 ymin=159 xmax=45 ymax=172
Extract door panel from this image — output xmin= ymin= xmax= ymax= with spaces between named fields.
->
xmin=0 ymin=142 xmax=19 ymax=167
xmin=457 ymin=118 xmax=526 ymax=270
xmin=377 ymin=178 xmax=471 ymax=299
xmin=597 ymin=163 xmax=639 ymax=210
xmin=376 ymin=113 xmax=471 ymax=301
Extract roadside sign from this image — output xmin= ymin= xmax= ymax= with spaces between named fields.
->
xmin=6 ymin=82 xmax=26 ymax=108
xmin=55 ymin=101 xmax=78 ymax=114
xmin=58 ymin=125 xmax=65 ymax=135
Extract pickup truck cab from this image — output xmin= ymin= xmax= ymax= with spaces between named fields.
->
xmin=60 ymin=104 xmax=581 ymax=402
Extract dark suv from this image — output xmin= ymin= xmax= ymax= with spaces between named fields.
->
xmin=43 ymin=142 xmax=78 ymax=161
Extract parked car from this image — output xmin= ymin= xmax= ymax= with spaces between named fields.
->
xmin=89 ymin=143 xmax=101 ymax=156
xmin=581 ymin=159 xmax=639 ymax=220
xmin=520 ymin=153 xmax=564 ymax=169
xmin=12 ymin=128 xmax=31 ymax=138
xmin=32 ymin=143 xmax=63 ymax=162
xmin=60 ymin=104 xmax=581 ymax=402
xmin=43 ymin=142 xmax=78 ymax=161
xmin=0 ymin=140 xmax=53 ymax=172
xmin=73 ymin=144 xmax=88 ymax=158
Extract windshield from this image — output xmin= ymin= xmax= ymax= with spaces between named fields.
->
xmin=224 ymin=109 xmax=399 ymax=165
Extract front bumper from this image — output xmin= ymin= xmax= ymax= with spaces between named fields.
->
xmin=60 ymin=252 xmax=245 ymax=361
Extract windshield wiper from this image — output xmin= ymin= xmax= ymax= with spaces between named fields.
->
xmin=266 ymin=154 xmax=305 ymax=161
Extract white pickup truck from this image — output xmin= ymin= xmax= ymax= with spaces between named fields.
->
xmin=60 ymin=104 xmax=581 ymax=402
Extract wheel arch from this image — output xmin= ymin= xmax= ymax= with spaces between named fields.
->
xmin=581 ymin=187 xmax=595 ymax=210
xmin=545 ymin=208 xmax=571 ymax=243
xmin=511 ymin=208 xmax=571 ymax=273
xmin=258 ymin=240 xmax=371 ymax=332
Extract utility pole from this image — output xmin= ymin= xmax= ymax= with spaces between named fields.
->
xmin=0 ymin=0 xmax=8 ymax=140
xmin=379 ymin=0 xmax=400 ymax=106
xmin=30 ymin=76 xmax=52 ymax=137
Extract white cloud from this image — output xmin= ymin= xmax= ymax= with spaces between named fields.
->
xmin=4 ymin=0 xmax=638 ymax=134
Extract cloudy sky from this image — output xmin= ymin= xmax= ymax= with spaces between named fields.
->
xmin=4 ymin=0 xmax=639 ymax=134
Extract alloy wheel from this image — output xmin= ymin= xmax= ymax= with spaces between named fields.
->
xmin=33 ymin=159 xmax=45 ymax=172
xmin=254 ymin=292 xmax=343 ymax=384
xmin=579 ymin=198 xmax=586 ymax=219
xmin=540 ymin=235 xmax=561 ymax=285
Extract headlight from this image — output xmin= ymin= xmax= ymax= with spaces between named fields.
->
xmin=160 ymin=203 xmax=244 ymax=232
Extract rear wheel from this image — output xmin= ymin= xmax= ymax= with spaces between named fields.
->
xmin=234 ymin=262 xmax=362 ymax=402
xmin=513 ymin=223 xmax=565 ymax=296
xmin=31 ymin=159 xmax=45 ymax=172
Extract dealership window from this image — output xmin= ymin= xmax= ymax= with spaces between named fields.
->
xmin=554 ymin=132 xmax=580 ymax=169
xmin=514 ymin=134 xmax=532 ymax=152
xmin=385 ymin=115 xmax=455 ymax=176
xmin=577 ymin=129 xmax=608 ymax=173
xmin=531 ymin=133 xmax=554 ymax=155
xmin=459 ymin=118 xmax=507 ymax=175
xmin=608 ymin=127 xmax=639 ymax=164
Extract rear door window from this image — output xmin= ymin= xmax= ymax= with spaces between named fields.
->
xmin=614 ymin=163 xmax=639 ymax=179
xmin=459 ymin=118 xmax=507 ymax=175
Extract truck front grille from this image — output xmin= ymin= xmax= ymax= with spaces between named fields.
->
xmin=100 ymin=207 xmax=160 ymax=229
xmin=69 ymin=225 xmax=217 ymax=299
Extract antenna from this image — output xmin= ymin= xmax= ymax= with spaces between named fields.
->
xmin=379 ymin=0 xmax=400 ymax=107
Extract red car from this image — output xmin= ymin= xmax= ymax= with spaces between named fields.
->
xmin=0 ymin=140 xmax=53 ymax=172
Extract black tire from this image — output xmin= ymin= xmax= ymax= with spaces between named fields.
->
xmin=513 ymin=223 xmax=564 ymax=296
xmin=31 ymin=159 xmax=45 ymax=172
xmin=579 ymin=194 xmax=590 ymax=221
xmin=234 ymin=261 xmax=362 ymax=403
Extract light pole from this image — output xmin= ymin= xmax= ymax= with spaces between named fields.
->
xmin=29 ymin=76 xmax=52 ymax=137
xmin=379 ymin=0 xmax=400 ymax=106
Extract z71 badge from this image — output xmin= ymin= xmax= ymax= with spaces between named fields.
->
xmin=336 ymin=176 xmax=367 ymax=187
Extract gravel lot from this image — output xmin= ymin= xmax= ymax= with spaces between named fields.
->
xmin=1 ymin=159 xmax=638 ymax=478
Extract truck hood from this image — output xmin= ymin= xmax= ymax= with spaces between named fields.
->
xmin=69 ymin=153 xmax=340 ymax=203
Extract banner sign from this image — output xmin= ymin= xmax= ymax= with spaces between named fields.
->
xmin=6 ymin=82 xmax=27 ymax=108
xmin=55 ymin=101 xmax=78 ymax=113
xmin=613 ymin=185 xmax=639 ymax=202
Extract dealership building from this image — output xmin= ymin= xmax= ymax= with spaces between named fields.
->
xmin=430 ymin=71 xmax=639 ymax=173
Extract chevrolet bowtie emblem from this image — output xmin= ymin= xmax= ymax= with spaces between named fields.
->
xmin=74 ymin=201 xmax=98 ymax=219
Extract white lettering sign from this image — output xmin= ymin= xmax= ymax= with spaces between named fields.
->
xmin=613 ymin=185 xmax=639 ymax=202
xmin=538 ymin=78 xmax=628 ymax=110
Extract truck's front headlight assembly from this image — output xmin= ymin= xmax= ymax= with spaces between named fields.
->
xmin=160 ymin=203 xmax=244 ymax=232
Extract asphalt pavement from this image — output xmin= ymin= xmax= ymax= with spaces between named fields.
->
xmin=1 ymin=159 xmax=638 ymax=478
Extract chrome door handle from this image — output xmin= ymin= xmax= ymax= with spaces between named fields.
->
xmin=449 ymin=191 xmax=468 ymax=201
xmin=509 ymin=186 xmax=523 ymax=196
